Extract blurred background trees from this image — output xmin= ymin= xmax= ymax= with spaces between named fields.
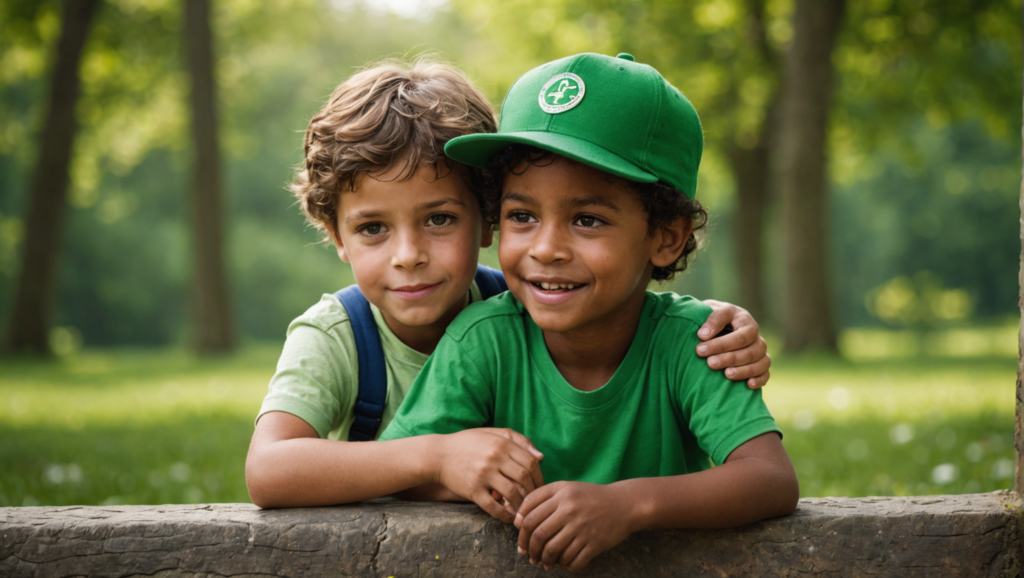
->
xmin=184 ymin=0 xmax=234 ymax=354
xmin=777 ymin=0 xmax=845 ymax=352
xmin=2 ymin=0 xmax=99 ymax=355
xmin=0 ymin=0 xmax=1019 ymax=354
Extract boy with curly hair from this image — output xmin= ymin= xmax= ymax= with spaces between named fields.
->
xmin=377 ymin=53 xmax=798 ymax=571
xmin=245 ymin=59 xmax=775 ymax=519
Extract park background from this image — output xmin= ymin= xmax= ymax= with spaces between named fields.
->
xmin=0 ymin=0 xmax=1020 ymax=507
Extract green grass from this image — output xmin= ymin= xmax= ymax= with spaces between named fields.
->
xmin=0 ymin=347 xmax=277 ymax=507
xmin=764 ymin=355 xmax=1015 ymax=497
xmin=0 ymin=344 xmax=1016 ymax=507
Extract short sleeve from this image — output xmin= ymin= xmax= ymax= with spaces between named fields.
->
xmin=256 ymin=296 xmax=359 ymax=439
xmin=672 ymin=323 xmax=781 ymax=466
xmin=378 ymin=334 xmax=495 ymax=441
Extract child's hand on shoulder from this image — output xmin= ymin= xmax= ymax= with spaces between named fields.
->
xmin=698 ymin=299 xmax=771 ymax=388
xmin=436 ymin=428 xmax=544 ymax=524
xmin=513 ymin=481 xmax=637 ymax=572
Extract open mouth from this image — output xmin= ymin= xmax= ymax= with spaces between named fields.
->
xmin=530 ymin=281 xmax=586 ymax=292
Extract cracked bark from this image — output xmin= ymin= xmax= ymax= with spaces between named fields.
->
xmin=0 ymin=494 xmax=1020 ymax=577
xmin=368 ymin=512 xmax=390 ymax=573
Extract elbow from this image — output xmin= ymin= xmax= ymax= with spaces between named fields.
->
xmin=247 ymin=485 xmax=274 ymax=510
xmin=245 ymin=452 xmax=280 ymax=509
xmin=779 ymin=484 xmax=799 ymax=517
xmin=774 ymin=467 xmax=800 ymax=518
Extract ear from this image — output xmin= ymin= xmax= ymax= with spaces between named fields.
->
xmin=480 ymin=223 xmax=495 ymax=249
xmin=650 ymin=216 xmax=692 ymax=269
xmin=327 ymin=226 xmax=351 ymax=263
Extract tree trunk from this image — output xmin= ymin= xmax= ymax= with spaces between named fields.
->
xmin=728 ymin=108 xmax=773 ymax=322
xmin=1 ymin=0 xmax=100 ymax=356
xmin=777 ymin=0 xmax=845 ymax=353
xmin=184 ymin=0 xmax=234 ymax=354
xmin=728 ymin=0 xmax=778 ymax=323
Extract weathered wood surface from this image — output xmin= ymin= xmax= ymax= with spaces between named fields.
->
xmin=1 ymin=493 xmax=1019 ymax=577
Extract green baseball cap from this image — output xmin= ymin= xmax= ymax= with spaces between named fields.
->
xmin=445 ymin=52 xmax=704 ymax=198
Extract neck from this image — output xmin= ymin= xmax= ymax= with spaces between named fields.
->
xmin=380 ymin=293 xmax=469 ymax=355
xmin=541 ymin=284 xmax=649 ymax=392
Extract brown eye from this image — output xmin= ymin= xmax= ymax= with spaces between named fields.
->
xmin=429 ymin=214 xmax=451 ymax=226
xmin=363 ymin=223 xmax=382 ymax=235
xmin=511 ymin=212 xmax=534 ymax=223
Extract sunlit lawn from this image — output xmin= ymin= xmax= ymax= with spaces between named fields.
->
xmin=0 ymin=336 xmax=1016 ymax=507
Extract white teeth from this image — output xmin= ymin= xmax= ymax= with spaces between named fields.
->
xmin=537 ymin=282 xmax=577 ymax=290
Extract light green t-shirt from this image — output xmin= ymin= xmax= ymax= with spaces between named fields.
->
xmin=257 ymin=282 xmax=484 ymax=440
xmin=380 ymin=291 xmax=781 ymax=484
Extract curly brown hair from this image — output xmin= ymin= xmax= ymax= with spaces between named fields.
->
xmin=291 ymin=58 xmax=497 ymax=241
xmin=482 ymin=146 xmax=707 ymax=281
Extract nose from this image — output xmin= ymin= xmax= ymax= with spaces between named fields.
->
xmin=529 ymin=221 xmax=571 ymax=264
xmin=391 ymin=229 xmax=428 ymax=270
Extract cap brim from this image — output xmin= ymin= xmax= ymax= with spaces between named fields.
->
xmin=445 ymin=131 xmax=658 ymax=185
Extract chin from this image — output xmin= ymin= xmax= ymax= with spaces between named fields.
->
xmin=386 ymin=304 xmax=446 ymax=327
xmin=524 ymin=309 xmax=582 ymax=334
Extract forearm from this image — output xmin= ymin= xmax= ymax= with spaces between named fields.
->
xmin=615 ymin=453 xmax=798 ymax=531
xmin=245 ymin=435 xmax=442 ymax=508
xmin=394 ymin=482 xmax=466 ymax=502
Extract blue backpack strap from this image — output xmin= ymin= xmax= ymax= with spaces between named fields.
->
xmin=334 ymin=285 xmax=387 ymax=442
xmin=474 ymin=265 xmax=508 ymax=299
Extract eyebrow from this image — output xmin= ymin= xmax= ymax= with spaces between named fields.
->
xmin=566 ymin=195 xmax=621 ymax=213
xmin=345 ymin=210 xmax=384 ymax=223
xmin=420 ymin=197 xmax=467 ymax=210
xmin=345 ymin=197 xmax=467 ymax=224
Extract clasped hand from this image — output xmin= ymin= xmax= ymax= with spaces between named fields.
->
xmin=440 ymin=430 xmax=634 ymax=572
xmin=513 ymin=481 xmax=634 ymax=572
xmin=435 ymin=428 xmax=544 ymax=524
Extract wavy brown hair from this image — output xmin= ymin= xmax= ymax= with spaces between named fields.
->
xmin=482 ymin=146 xmax=708 ymax=282
xmin=291 ymin=59 xmax=497 ymax=241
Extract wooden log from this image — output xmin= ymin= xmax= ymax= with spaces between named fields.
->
xmin=0 ymin=493 xmax=1019 ymax=577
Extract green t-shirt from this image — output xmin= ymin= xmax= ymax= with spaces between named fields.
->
xmin=379 ymin=291 xmax=781 ymax=484
xmin=256 ymin=282 xmax=484 ymax=440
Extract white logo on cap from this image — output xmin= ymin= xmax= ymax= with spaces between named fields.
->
xmin=539 ymin=73 xmax=585 ymax=114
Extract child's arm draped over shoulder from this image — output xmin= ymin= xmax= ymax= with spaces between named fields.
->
xmin=698 ymin=299 xmax=772 ymax=389
xmin=513 ymin=432 xmax=798 ymax=572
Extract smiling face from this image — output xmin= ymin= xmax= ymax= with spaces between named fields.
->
xmin=498 ymin=156 xmax=689 ymax=335
xmin=332 ymin=162 xmax=491 ymax=344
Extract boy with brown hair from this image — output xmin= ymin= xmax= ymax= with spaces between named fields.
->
xmin=378 ymin=53 xmax=798 ymax=571
xmin=245 ymin=59 xmax=773 ymax=518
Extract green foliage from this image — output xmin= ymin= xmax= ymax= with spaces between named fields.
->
xmin=0 ymin=0 xmax=1019 ymax=345
xmin=837 ymin=0 xmax=1021 ymax=147
xmin=0 ymin=1 xmax=477 ymax=344
xmin=832 ymin=121 xmax=1020 ymax=327
xmin=0 ymin=346 xmax=1013 ymax=506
